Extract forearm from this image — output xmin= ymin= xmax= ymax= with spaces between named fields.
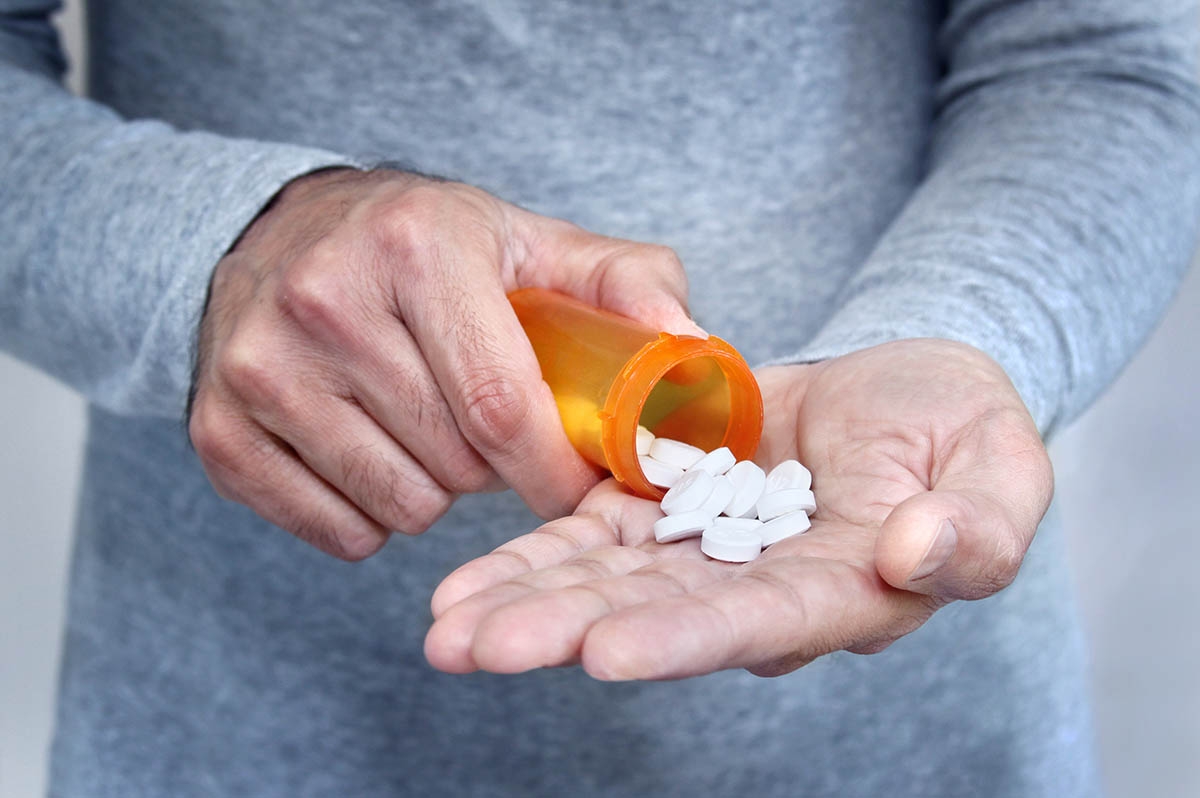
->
xmin=0 ymin=6 xmax=354 ymax=417
xmin=784 ymin=0 xmax=1200 ymax=436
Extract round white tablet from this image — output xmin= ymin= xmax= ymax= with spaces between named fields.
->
xmin=758 ymin=510 xmax=811 ymax=546
xmin=689 ymin=446 xmax=736 ymax=476
xmin=639 ymin=455 xmax=684 ymax=489
xmin=660 ymin=469 xmax=715 ymax=516
xmin=764 ymin=459 xmax=812 ymax=493
xmin=697 ymin=475 xmax=735 ymax=518
xmin=700 ymin=525 xmax=762 ymax=563
xmin=722 ymin=460 xmax=766 ymax=518
xmin=636 ymin=425 xmax=655 ymax=456
xmin=647 ymin=437 xmax=707 ymax=470
xmin=757 ymin=488 xmax=817 ymax=521
xmin=653 ymin=509 xmax=711 ymax=543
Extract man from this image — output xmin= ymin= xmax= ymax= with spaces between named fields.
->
xmin=3 ymin=1 xmax=1198 ymax=795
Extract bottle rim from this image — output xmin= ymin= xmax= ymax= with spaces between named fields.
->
xmin=600 ymin=332 xmax=763 ymax=500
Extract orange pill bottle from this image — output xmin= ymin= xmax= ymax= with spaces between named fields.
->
xmin=509 ymin=287 xmax=763 ymax=500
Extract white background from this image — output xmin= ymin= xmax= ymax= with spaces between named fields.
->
xmin=2 ymin=3 xmax=1198 ymax=796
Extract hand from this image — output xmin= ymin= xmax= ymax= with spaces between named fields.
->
xmin=188 ymin=168 xmax=699 ymax=559
xmin=424 ymin=339 xmax=1053 ymax=679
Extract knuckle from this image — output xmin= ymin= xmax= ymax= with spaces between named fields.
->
xmin=458 ymin=370 xmax=530 ymax=454
xmin=365 ymin=187 xmax=443 ymax=255
xmin=219 ymin=340 xmax=296 ymax=411
xmin=188 ymin=404 xmax=261 ymax=506
xmin=972 ymin=573 xmax=1015 ymax=600
xmin=189 ymin=399 xmax=241 ymax=471
xmin=606 ymin=242 xmax=685 ymax=290
xmin=1033 ymin=443 xmax=1055 ymax=503
xmin=648 ymin=243 xmax=684 ymax=274
xmin=993 ymin=531 xmax=1026 ymax=583
xmin=276 ymin=257 xmax=357 ymax=337
xmin=972 ymin=533 xmax=1025 ymax=597
xmin=207 ymin=475 xmax=240 ymax=503
xmin=339 ymin=445 xmax=451 ymax=534
xmin=291 ymin=515 xmax=385 ymax=562
xmin=369 ymin=183 xmax=503 ymax=269
xmin=330 ymin=529 xmax=388 ymax=562
xmin=439 ymin=451 xmax=498 ymax=495
xmin=848 ymin=638 xmax=897 ymax=656
xmin=209 ymin=482 xmax=237 ymax=503
xmin=392 ymin=491 xmax=453 ymax=536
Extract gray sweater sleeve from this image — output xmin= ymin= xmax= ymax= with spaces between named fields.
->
xmin=0 ymin=2 xmax=355 ymax=418
xmin=785 ymin=0 xmax=1200 ymax=437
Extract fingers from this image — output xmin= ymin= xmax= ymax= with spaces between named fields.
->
xmin=280 ymin=181 xmax=702 ymax=524
xmin=425 ymin=544 xmax=669 ymax=674
xmin=874 ymin=408 xmax=1054 ymax=601
xmin=189 ymin=405 xmax=389 ymax=561
xmin=426 ymin=471 xmax=941 ymax=680
xmin=264 ymin=224 xmax=502 ymax=499
xmin=429 ymin=514 xmax=618 ymax=619
xmin=579 ymin=551 xmax=936 ymax=681
xmin=396 ymin=234 xmax=600 ymax=519
xmin=328 ymin=318 xmax=502 ymax=496
xmin=252 ymin=392 xmax=454 ymax=537
xmin=427 ymin=526 xmax=938 ymax=680
xmin=426 ymin=479 xmax=684 ymax=672
xmin=429 ymin=479 xmax=661 ymax=617
xmin=195 ymin=171 xmax=711 ymax=561
xmin=466 ymin=556 xmax=724 ymax=674
xmin=520 ymin=214 xmax=706 ymax=337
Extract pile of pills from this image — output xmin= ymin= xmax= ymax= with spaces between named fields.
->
xmin=636 ymin=426 xmax=815 ymax=563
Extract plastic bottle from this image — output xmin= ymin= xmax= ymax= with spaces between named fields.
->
xmin=509 ymin=287 xmax=763 ymax=500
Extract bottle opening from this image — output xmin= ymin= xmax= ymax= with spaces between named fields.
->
xmin=639 ymin=356 xmax=730 ymax=453
xmin=601 ymin=334 xmax=763 ymax=500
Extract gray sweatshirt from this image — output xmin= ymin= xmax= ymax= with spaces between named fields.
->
xmin=3 ymin=1 xmax=1199 ymax=796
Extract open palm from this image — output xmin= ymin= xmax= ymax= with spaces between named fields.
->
xmin=425 ymin=339 xmax=1052 ymax=680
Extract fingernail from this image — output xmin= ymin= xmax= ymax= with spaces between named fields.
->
xmin=909 ymin=519 xmax=957 ymax=582
xmin=664 ymin=316 xmax=708 ymax=339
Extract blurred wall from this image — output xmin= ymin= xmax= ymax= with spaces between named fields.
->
xmin=0 ymin=2 xmax=1197 ymax=796
xmin=1051 ymin=258 xmax=1200 ymax=798
xmin=1 ymin=5 xmax=87 ymax=798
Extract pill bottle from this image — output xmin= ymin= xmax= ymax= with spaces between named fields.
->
xmin=509 ymin=287 xmax=763 ymax=500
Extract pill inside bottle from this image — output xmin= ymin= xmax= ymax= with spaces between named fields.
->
xmin=509 ymin=287 xmax=763 ymax=500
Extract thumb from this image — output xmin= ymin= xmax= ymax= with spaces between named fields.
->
xmin=875 ymin=403 xmax=1053 ymax=601
xmin=518 ymin=214 xmax=707 ymax=338
xmin=875 ymin=489 xmax=1032 ymax=601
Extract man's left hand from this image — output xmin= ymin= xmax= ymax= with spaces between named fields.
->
xmin=424 ymin=339 xmax=1053 ymax=679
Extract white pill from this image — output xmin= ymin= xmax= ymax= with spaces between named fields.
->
xmin=758 ymin=510 xmax=811 ymax=546
xmin=711 ymin=516 xmax=763 ymax=533
xmin=648 ymin=437 xmax=707 ymax=470
xmin=660 ymin=469 xmax=716 ymax=516
xmin=689 ymin=446 xmax=736 ymax=476
xmin=765 ymin=459 xmax=812 ymax=493
xmin=636 ymin=425 xmax=654 ymax=456
xmin=757 ymin=488 xmax=817 ymax=521
xmin=700 ymin=525 xmax=762 ymax=563
xmin=653 ymin=509 xmax=711 ymax=543
xmin=697 ymin=475 xmax=735 ymax=518
xmin=722 ymin=460 xmax=766 ymax=518
xmin=639 ymin=455 xmax=684 ymax=489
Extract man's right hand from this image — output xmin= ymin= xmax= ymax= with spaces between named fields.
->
xmin=188 ymin=169 xmax=700 ymax=560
